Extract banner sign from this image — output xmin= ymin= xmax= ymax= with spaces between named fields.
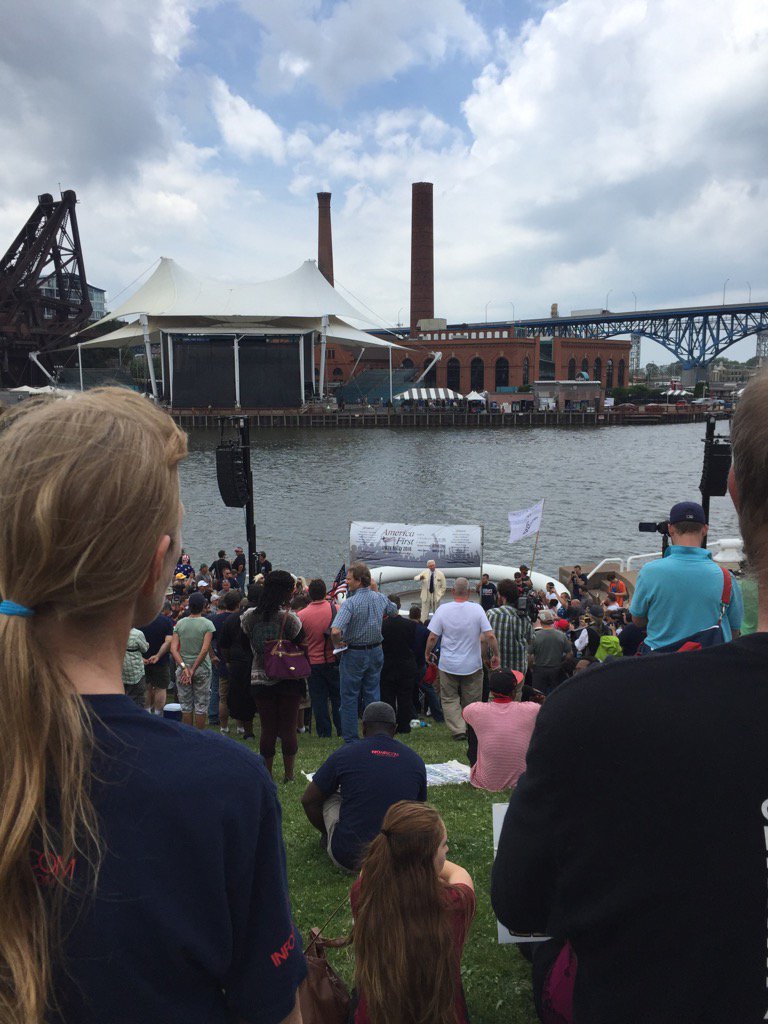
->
xmin=507 ymin=500 xmax=544 ymax=544
xmin=349 ymin=521 xmax=483 ymax=570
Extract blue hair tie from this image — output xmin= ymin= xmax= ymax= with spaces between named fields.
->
xmin=0 ymin=600 xmax=35 ymax=618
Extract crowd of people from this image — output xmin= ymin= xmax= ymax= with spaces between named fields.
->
xmin=2 ymin=381 xmax=766 ymax=1024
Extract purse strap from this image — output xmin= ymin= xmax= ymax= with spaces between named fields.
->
xmin=304 ymin=891 xmax=353 ymax=955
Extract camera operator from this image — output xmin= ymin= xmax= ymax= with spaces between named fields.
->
xmin=629 ymin=502 xmax=743 ymax=653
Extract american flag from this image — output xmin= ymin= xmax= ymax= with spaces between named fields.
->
xmin=328 ymin=564 xmax=347 ymax=601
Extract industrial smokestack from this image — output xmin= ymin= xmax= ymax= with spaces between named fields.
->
xmin=317 ymin=192 xmax=334 ymax=286
xmin=410 ymin=182 xmax=434 ymax=334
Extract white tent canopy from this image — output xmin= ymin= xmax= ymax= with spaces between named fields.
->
xmin=69 ymin=317 xmax=390 ymax=352
xmin=465 ymin=390 xmax=486 ymax=401
xmin=83 ymin=257 xmax=384 ymax=332
xmin=396 ymin=387 xmax=464 ymax=401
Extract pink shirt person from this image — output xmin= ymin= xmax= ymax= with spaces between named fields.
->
xmin=462 ymin=669 xmax=540 ymax=791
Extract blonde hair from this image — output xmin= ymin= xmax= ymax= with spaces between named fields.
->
xmin=0 ymin=388 xmax=186 ymax=1023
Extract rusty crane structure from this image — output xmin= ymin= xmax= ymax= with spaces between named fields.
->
xmin=0 ymin=190 xmax=92 ymax=386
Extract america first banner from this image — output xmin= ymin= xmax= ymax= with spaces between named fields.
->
xmin=349 ymin=521 xmax=483 ymax=570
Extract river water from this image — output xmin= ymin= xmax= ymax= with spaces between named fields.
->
xmin=178 ymin=421 xmax=740 ymax=581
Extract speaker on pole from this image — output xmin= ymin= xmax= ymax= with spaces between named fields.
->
xmin=699 ymin=440 xmax=731 ymax=498
xmin=216 ymin=444 xmax=248 ymax=508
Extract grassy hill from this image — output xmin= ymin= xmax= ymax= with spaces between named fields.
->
xmin=238 ymin=721 xmax=538 ymax=1024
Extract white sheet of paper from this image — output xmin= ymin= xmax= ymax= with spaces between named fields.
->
xmin=492 ymin=803 xmax=551 ymax=945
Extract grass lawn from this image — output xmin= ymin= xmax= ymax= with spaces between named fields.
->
xmin=237 ymin=721 xmax=538 ymax=1024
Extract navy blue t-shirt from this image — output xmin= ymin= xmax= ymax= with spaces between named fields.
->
xmin=138 ymin=613 xmax=175 ymax=666
xmin=312 ymin=733 xmax=427 ymax=870
xmin=50 ymin=696 xmax=306 ymax=1024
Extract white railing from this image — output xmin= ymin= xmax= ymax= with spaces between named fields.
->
xmin=626 ymin=551 xmax=663 ymax=571
xmin=586 ymin=558 xmax=625 ymax=579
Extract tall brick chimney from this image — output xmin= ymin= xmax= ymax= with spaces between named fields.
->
xmin=317 ymin=192 xmax=334 ymax=286
xmin=410 ymin=181 xmax=434 ymax=334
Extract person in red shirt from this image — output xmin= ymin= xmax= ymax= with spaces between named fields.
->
xmin=296 ymin=578 xmax=341 ymax=737
xmin=351 ymin=800 xmax=475 ymax=1024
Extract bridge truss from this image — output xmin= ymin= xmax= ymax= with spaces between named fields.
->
xmin=509 ymin=305 xmax=768 ymax=368
xmin=0 ymin=190 xmax=92 ymax=386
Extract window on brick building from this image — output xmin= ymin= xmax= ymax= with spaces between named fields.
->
xmin=495 ymin=357 xmax=509 ymax=389
xmin=523 ymin=357 xmax=530 ymax=387
xmin=471 ymin=332 xmax=477 ymax=339
xmin=581 ymin=357 xmax=589 ymax=375
xmin=606 ymin=359 xmax=614 ymax=388
xmin=594 ymin=357 xmax=602 ymax=383
xmin=618 ymin=359 xmax=625 ymax=387
xmin=332 ymin=367 xmax=343 ymax=378
xmin=447 ymin=358 xmax=461 ymax=391
xmin=568 ymin=357 xmax=576 ymax=379
xmin=401 ymin=358 xmax=414 ymax=368
xmin=470 ymin=357 xmax=485 ymax=391
xmin=422 ymin=358 xmax=437 ymax=386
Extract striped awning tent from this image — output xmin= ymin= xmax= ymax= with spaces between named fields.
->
xmin=396 ymin=387 xmax=464 ymax=401
xmin=662 ymin=389 xmax=693 ymax=397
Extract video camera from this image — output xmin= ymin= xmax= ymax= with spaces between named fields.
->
xmin=638 ymin=520 xmax=669 ymax=536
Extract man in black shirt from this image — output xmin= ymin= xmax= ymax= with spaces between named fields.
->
xmin=210 ymin=549 xmax=230 ymax=588
xmin=476 ymin=573 xmax=498 ymax=611
xmin=232 ymin=546 xmax=246 ymax=589
xmin=491 ymin=375 xmax=768 ymax=1023
xmin=257 ymin=551 xmax=272 ymax=576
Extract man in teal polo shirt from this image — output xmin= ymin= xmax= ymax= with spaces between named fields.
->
xmin=630 ymin=501 xmax=743 ymax=652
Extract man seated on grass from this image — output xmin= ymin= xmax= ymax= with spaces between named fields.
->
xmin=300 ymin=702 xmax=427 ymax=872
xmin=462 ymin=669 xmax=541 ymax=792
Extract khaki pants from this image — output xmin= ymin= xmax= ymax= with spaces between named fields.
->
xmin=421 ymin=592 xmax=440 ymax=621
xmin=438 ymin=667 xmax=483 ymax=737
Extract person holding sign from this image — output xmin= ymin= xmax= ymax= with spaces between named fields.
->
xmin=414 ymin=559 xmax=447 ymax=620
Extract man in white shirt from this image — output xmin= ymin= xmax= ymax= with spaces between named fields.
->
xmin=425 ymin=577 xmax=500 ymax=739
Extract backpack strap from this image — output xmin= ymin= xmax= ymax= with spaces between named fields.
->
xmin=716 ymin=564 xmax=732 ymax=625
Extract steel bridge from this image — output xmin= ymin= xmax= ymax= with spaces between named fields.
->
xmin=504 ymin=303 xmax=768 ymax=368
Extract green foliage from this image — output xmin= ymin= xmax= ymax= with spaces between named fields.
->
xmin=238 ymin=724 xmax=538 ymax=1024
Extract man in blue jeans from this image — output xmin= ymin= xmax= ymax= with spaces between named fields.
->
xmin=297 ymin=578 xmax=342 ymax=737
xmin=331 ymin=562 xmax=398 ymax=743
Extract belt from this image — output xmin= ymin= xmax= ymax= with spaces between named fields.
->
xmin=346 ymin=642 xmax=382 ymax=650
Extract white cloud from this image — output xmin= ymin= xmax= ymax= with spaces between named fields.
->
xmin=239 ymin=0 xmax=489 ymax=102
xmin=211 ymin=78 xmax=286 ymax=162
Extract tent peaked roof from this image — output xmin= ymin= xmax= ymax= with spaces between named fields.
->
xmin=87 ymin=257 xmax=372 ymax=330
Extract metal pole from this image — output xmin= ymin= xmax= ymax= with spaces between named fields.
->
xmin=319 ymin=315 xmax=328 ymax=400
xmin=233 ymin=335 xmax=241 ymax=409
xmin=160 ymin=332 xmax=165 ymax=398
xmin=78 ymin=344 xmax=84 ymax=392
xmin=311 ymin=331 xmax=317 ymax=397
xmin=299 ymin=333 xmax=305 ymax=404
xmin=168 ymin=336 xmax=175 ymax=407
xmin=530 ymin=500 xmax=544 ymax=575
xmin=239 ymin=416 xmax=257 ymax=583
xmin=700 ymin=416 xmax=716 ymax=548
xmin=140 ymin=313 xmax=158 ymax=400
xmin=388 ymin=345 xmax=393 ymax=405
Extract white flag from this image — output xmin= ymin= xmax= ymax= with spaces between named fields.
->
xmin=508 ymin=500 xmax=544 ymax=544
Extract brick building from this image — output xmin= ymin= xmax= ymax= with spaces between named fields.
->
xmin=320 ymin=323 xmax=631 ymax=394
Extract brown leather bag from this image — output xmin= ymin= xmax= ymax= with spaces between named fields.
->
xmin=299 ymin=928 xmax=352 ymax=1024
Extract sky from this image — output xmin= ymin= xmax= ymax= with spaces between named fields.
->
xmin=2 ymin=0 xmax=767 ymax=365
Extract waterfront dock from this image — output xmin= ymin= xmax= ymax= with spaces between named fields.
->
xmin=168 ymin=406 xmax=729 ymax=429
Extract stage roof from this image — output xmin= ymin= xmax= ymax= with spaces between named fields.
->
xmin=85 ymin=258 xmax=379 ymax=329
xmin=72 ymin=257 xmax=403 ymax=351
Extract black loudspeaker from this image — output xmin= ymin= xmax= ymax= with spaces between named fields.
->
xmin=216 ymin=445 xmax=248 ymax=508
xmin=699 ymin=441 xmax=731 ymax=497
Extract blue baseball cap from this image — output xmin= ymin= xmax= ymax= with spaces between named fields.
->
xmin=669 ymin=501 xmax=707 ymax=525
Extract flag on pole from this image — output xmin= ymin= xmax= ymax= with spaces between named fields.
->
xmin=328 ymin=563 xmax=348 ymax=600
xmin=507 ymin=500 xmax=545 ymax=543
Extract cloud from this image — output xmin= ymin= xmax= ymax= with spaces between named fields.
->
xmin=211 ymin=77 xmax=286 ymax=161
xmin=239 ymin=0 xmax=489 ymax=103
